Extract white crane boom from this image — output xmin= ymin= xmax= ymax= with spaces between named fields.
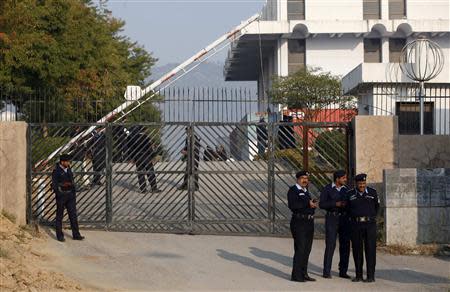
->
xmin=37 ymin=13 xmax=260 ymax=169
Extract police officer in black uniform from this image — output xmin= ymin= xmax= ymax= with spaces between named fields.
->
xmin=90 ymin=128 xmax=105 ymax=186
xmin=346 ymin=173 xmax=379 ymax=283
xmin=179 ymin=128 xmax=200 ymax=190
xmin=319 ymin=170 xmax=351 ymax=279
xmin=128 ymin=126 xmax=161 ymax=193
xmin=288 ymin=170 xmax=317 ymax=282
xmin=51 ymin=154 xmax=84 ymax=242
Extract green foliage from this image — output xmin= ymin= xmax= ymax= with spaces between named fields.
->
xmin=314 ymin=130 xmax=347 ymax=169
xmin=0 ymin=0 xmax=158 ymax=122
xmin=31 ymin=136 xmax=70 ymax=165
xmin=269 ymin=67 xmax=348 ymax=121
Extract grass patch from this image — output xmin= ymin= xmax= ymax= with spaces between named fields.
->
xmin=1 ymin=210 xmax=16 ymax=223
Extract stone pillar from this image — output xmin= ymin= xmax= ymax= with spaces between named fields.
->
xmin=384 ymin=168 xmax=450 ymax=245
xmin=0 ymin=122 xmax=28 ymax=225
xmin=352 ymin=116 xmax=399 ymax=192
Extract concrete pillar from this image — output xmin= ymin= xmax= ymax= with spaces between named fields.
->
xmin=381 ymin=0 xmax=389 ymax=20
xmin=352 ymin=116 xmax=399 ymax=192
xmin=279 ymin=0 xmax=287 ymax=21
xmin=277 ymin=38 xmax=289 ymax=77
xmin=0 ymin=122 xmax=28 ymax=225
xmin=382 ymin=37 xmax=390 ymax=63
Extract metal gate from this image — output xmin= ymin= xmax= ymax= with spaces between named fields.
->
xmin=28 ymin=120 xmax=350 ymax=235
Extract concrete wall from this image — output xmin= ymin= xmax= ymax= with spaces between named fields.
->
xmin=352 ymin=116 xmax=398 ymax=194
xmin=0 ymin=122 xmax=27 ymax=225
xmin=384 ymin=168 xmax=450 ymax=245
xmin=399 ymin=135 xmax=450 ymax=168
xmin=306 ymin=35 xmax=363 ymax=77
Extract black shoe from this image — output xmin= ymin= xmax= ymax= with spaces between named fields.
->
xmin=291 ymin=277 xmax=305 ymax=282
xmin=304 ymin=275 xmax=316 ymax=282
xmin=57 ymin=237 xmax=65 ymax=242
xmin=364 ymin=278 xmax=375 ymax=283
xmin=352 ymin=277 xmax=363 ymax=282
xmin=323 ymin=274 xmax=332 ymax=279
xmin=151 ymin=188 xmax=162 ymax=193
xmin=73 ymin=235 xmax=85 ymax=240
xmin=177 ymin=185 xmax=187 ymax=190
xmin=339 ymin=273 xmax=351 ymax=279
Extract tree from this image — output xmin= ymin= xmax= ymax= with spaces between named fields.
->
xmin=0 ymin=0 xmax=158 ymax=122
xmin=269 ymin=67 xmax=351 ymax=121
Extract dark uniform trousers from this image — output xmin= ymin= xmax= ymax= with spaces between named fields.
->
xmin=53 ymin=164 xmax=81 ymax=240
xmin=55 ymin=192 xmax=81 ymax=239
xmin=290 ymin=217 xmax=314 ymax=280
xmin=323 ymin=214 xmax=351 ymax=275
xmin=136 ymin=158 xmax=157 ymax=191
xmin=351 ymin=221 xmax=377 ymax=279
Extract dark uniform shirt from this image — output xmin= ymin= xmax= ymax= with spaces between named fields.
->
xmin=319 ymin=183 xmax=348 ymax=213
xmin=52 ymin=164 xmax=76 ymax=195
xmin=346 ymin=187 xmax=380 ymax=218
xmin=287 ymin=184 xmax=315 ymax=215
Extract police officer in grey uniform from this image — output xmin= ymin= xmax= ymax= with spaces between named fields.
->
xmin=287 ymin=170 xmax=317 ymax=282
xmin=346 ymin=173 xmax=379 ymax=283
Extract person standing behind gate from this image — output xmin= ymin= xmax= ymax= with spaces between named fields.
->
xmin=128 ymin=126 xmax=161 ymax=193
xmin=319 ymin=170 xmax=351 ymax=279
xmin=346 ymin=174 xmax=379 ymax=283
xmin=51 ymin=154 xmax=84 ymax=242
xmin=90 ymin=128 xmax=105 ymax=186
xmin=287 ymin=171 xmax=317 ymax=282
xmin=179 ymin=127 xmax=200 ymax=190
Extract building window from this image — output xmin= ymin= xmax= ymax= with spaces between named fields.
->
xmin=396 ymin=102 xmax=434 ymax=134
xmin=288 ymin=0 xmax=305 ymax=20
xmin=288 ymin=39 xmax=305 ymax=75
xmin=363 ymin=0 xmax=381 ymax=19
xmin=364 ymin=38 xmax=382 ymax=63
xmin=389 ymin=38 xmax=406 ymax=63
xmin=389 ymin=0 xmax=406 ymax=19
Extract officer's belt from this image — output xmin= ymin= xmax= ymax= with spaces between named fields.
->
xmin=352 ymin=216 xmax=375 ymax=223
xmin=292 ymin=213 xmax=314 ymax=220
xmin=327 ymin=211 xmax=347 ymax=216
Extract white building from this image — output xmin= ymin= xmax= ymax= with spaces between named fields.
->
xmin=224 ymin=0 xmax=450 ymax=134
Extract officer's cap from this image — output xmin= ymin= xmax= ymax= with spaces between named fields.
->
xmin=296 ymin=170 xmax=309 ymax=179
xmin=354 ymin=173 xmax=367 ymax=182
xmin=60 ymin=154 xmax=72 ymax=161
xmin=333 ymin=170 xmax=346 ymax=181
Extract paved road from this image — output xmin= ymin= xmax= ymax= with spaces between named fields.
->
xmin=38 ymin=229 xmax=449 ymax=291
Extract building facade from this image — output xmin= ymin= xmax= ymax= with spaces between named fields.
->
xmin=224 ymin=0 xmax=450 ymax=134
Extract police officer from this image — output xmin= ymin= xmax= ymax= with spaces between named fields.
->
xmin=51 ymin=154 xmax=84 ymax=242
xmin=128 ymin=126 xmax=161 ymax=193
xmin=346 ymin=173 xmax=379 ymax=283
xmin=90 ymin=128 xmax=105 ymax=186
xmin=319 ymin=170 xmax=351 ymax=279
xmin=179 ymin=128 xmax=200 ymax=190
xmin=288 ymin=171 xmax=317 ymax=282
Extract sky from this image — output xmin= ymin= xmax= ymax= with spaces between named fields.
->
xmin=105 ymin=0 xmax=265 ymax=66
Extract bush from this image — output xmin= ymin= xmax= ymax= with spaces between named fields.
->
xmin=313 ymin=129 xmax=347 ymax=169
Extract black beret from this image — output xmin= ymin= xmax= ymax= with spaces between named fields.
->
xmin=60 ymin=154 xmax=72 ymax=161
xmin=354 ymin=173 xmax=367 ymax=182
xmin=333 ymin=170 xmax=346 ymax=181
xmin=296 ymin=170 xmax=309 ymax=178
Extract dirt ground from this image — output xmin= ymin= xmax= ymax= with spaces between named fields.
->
xmin=0 ymin=213 xmax=86 ymax=291
xmin=1 ymin=214 xmax=449 ymax=291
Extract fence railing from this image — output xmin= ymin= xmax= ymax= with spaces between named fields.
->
xmin=0 ymin=87 xmax=258 ymax=123
xmin=2 ymin=83 xmax=449 ymax=135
